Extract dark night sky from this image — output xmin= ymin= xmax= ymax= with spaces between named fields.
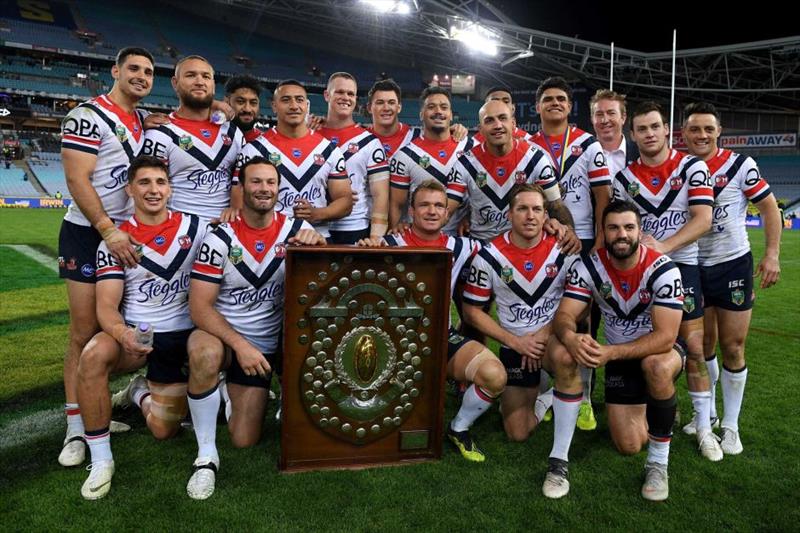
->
xmin=492 ymin=1 xmax=798 ymax=52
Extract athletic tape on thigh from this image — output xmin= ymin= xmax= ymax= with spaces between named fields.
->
xmin=464 ymin=348 xmax=495 ymax=383
xmin=148 ymin=383 xmax=188 ymax=422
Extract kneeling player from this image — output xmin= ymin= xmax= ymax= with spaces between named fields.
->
xmin=462 ymin=184 xmax=570 ymax=442
xmin=186 ymin=157 xmax=325 ymax=500
xmin=358 ymin=179 xmax=506 ymax=461
xmin=542 ymin=200 xmax=684 ymax=501
xmin=76 ymin=156 xmax=202 ymax=500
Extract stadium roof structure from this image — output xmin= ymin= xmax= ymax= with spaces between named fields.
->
xmin=206 ymin=0 xmax=800 ymax=113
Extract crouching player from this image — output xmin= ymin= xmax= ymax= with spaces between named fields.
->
xmin=76 ymin=155 xmax=203 ymax=499
xmin=462 ymin=184 xmax=570 ymax=443
xmin=185 ymin=156 xmax=326 ymax=499
xmin=358 ymin=179 xmax=507 ymax=461
xmin=542 ymin=200 xmax=685 ymax=501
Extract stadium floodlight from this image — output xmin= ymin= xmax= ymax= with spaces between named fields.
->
xmin=360 ymin=0 xmax=412 ymax=14
xmin=449 ymin=23 xmax=499 ymax=57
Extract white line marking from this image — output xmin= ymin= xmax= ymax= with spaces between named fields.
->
xmin=0 ymin=244 xmax=58 ymax=273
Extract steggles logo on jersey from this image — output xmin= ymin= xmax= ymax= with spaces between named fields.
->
xmin=255 ymin=240 xmax=265 ymax=253
xmin=419 ymin=156 xmax=431 ymax=169
xmin=546 ymin=263 xmax=558 ymax=278
xmin=670 ymin=177 xmax=682 ymax=190
xmin=269 ymin=153 xmax=282 ymax=166
xmin=114 ymin=125 xmax=127 ymax=143
xmin=515 ymin=171 xmax=527 ymax=184
xmin=600 ymin=281 xmax=613 ymax=299
xmin=476 ymin=172 xmax=487 ymax=187
xmin=639 ymin=288 xmax=652 ymax=303
xmin=179 ymin=135 xmax=193 ymax=151
xmin=229 ymin=245 xmax=243 ymax=265
xmin=178 ymin=235 xmax=192 ymax=250
xmin=274 ymin=242 xmax=286 ymax=258
xmin=627 ymin=182 xmax=640 ymax=196
xmin=731 ymin=289 xmax=744 ymax=306
xmin=501 ymin=266 xmax=514 ymax=284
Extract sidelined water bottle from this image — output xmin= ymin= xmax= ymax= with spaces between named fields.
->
xmin=135 ymin=322 xmax=154 ymax=348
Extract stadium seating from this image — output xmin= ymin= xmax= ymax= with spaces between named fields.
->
xmin=28 ymin=159 xmax=69 ymax=198
xmin=0 ymin=167 xmax=44 ymax=197
xmin=756 ymin=155 xmax=800 ymax=203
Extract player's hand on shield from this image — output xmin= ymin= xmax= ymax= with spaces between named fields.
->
xmin=356 ymin=237 xmax=385 ymax=247
xmin=450 ymin=123 xmax=468 ymax=142
xmin=307 ymin=114 xmax=325 ymax=131
xmin=288 ymin=229 xmax=327 ymax=246
xmin=143 ymin=112 xmax=170 ymax=130
xmin=756 ymin=254 xmax=780 ymax=288
xmin=457 ymin=216 xmax=471 ymax=237
xmin=210 ymin=100 xmax=235 ymax=121
xmin=102 ymin=226 xmax=140 ymax=268
xmin=218 ymin=207 xmax=240 ymax=224
xmin=236 ymin=345 xmax=272 ymax=378
xmin=120 ymin=328 xmax=153 ymax=358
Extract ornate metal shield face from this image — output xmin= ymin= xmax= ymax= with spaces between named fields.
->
xmin=295 ymin=255 xmax=437 ymax=445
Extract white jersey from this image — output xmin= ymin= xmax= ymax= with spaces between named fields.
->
xmin=698 ymin=149 xmax=772 ymax=266
xmin=383 ymin=228 xmax=480 ymax=299
xmin=531 ymin=127 xmax=611 ymax=239
xmin=61 ymin=94 xmax=148 ymax=226
xmin=317 ymin=124 xmax=389 ymax=232
xmin=140 ymin=113 xmax=244 ymax=219
xmin=464 ymin=232 xmax=568 ymax=339
xmin=564 ymin=245 xmax=684 ymax=345
xmin=235 ymin=129 xmax=347 ymax=238
xmin=95 ymin=211 xmax=201 ymax=332
xmin=613 ymin=149 xmax=714 ymax=265
xmin=367 ymin=123 xmax=420 ymax=160
xmin=447 ymin=140 xmax=560 ymax=241
xmin=390 ymin=135 xmax=474 ymax=235
xmin=191 ymin=212 xmax=312 ymax=353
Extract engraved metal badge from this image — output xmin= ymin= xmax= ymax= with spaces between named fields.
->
xmin=297 ymin=257 xmax=436 ymax=445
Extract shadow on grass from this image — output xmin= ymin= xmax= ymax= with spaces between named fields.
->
xmin=0 ymin=310 xmax=69 ymax=335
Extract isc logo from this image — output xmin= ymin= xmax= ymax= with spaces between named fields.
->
xmin=728 ymin=279 xmax=745 ymax=288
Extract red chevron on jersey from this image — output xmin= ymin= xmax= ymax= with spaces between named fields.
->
xmin=120 ymin=211 xmax=184 ymax=257
xmin=367 ymin=122 xmax=419 ymax=159
xmin=95 ymin=94 xmax=143 ymax=143
xmin=244 ymin=128 xmax=263 ymax=144
xmin=595 ymin=245 xmax=662 ymax=301
xmin=488 ymin=232 xmax=561 ymax=284
xmin=169 ymin=115 xmax=221 ymax=147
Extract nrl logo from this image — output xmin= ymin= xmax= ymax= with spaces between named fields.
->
xmin=501 ymin=266 xmax=514 ymax=284
xmin=627 ymin=182 xmax=640 ymax=197
xmin=179 ymin=135 xmax=193 ymax=151
xmin=419 ymin=156 xmax=431 ymax=169
xmin=229 ymin=245 xmax=243 ymax=265
xmin=476 ymin=172 xmax=488 ymax=188
xmin=731 ymin=289 xmax=744 ymax=306
xmin=600 ymin=282 xmax=613 ymax=299
xmin=269 ymin=153 xmax=282 ymax=166
xmin=683 ymin=295 xmax=696 ymax=313
xmin=115 ymin=125 xmax=128 ymax=143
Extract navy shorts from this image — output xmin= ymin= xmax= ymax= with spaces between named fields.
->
xmin=605 ymin=341 xmax=687 ymax=405
xmin=447 ymin=327 xmax=471 ymax=361
xmin=700 ymin=252 xmax=754 ymax=311
xmin=58 ymin=220 xmax=101 ymax=283
xmin=227 ymin=348 xmax=279 ymax=389
xmin=145 ymin=328 xmax=193 ymax=384
xmin=676 ymin=263 xmax=704 ymax=321
xmin=328 ymin=227 xmax=370 ymax=245
xmin=499 ymin=346 xmax=541 ymax=388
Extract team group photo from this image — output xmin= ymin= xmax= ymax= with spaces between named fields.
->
xmin=0 ymin=0 xmax=797 ymax=531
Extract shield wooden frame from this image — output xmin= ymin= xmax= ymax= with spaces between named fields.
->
xmin=280 ymin=246 xmax=451 ymax=472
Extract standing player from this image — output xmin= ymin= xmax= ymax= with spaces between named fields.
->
xmin=225 ymin=75 xmax=263 ymax=144
xmin=317 ymin=72 xmax=389 ymax=243
xmin=358 ymin=180 xmax=506 ymax=461
xmin=76 ymin=156 xmax=201 ymax=499
xmin=366 ymin=79 xmax=420 ymax=159
xmin=389 ymin=87 xmax=473 ymax=234
xmin=531 ymin=77 xmax=613 ymax=430
xmin=446 ymin=100 xmax=573 ymax=242
xmin=682 ymin=102 xmax=782 ymax=454
xmin=185 ymin=157 xmax=326 ymax=500
xmin=471 ymin=86 xmax=532 ymax=144
xmin=236 ymin=79 xmax=352 ymax=239
xmin=140 ymin=55 xmax=244 ymax=222
xmin=462 ymin=184 xmax=569 ymax=442
xmin=589 ymin=89 xmax=639 ymax=178
xmin=58 ymin=47 xmax=154 ymax=467
xmin=543 ymin=200 xmax=685 ymax=501
xmin=613 ymin=101 xmax=722 ymax=461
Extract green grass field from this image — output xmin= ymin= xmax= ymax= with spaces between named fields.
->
xmin=1 ymin=208 xmax=798 ymax=532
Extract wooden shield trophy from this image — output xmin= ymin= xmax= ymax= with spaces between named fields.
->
xmin=280 ymin=246 xmax=451 ymax=472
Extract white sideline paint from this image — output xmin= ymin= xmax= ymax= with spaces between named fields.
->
xmin=1 ymin=244 xmax=58 ymax=273
xmin=0 ymin=407 xmax=62 ymax=450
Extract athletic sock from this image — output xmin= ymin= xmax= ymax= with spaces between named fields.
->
xmin=85 ymin=427 xmax=112 ymax=464
xmin=646 ymin=394 xmax=676 ymax=466
xmin=188 ymin=384 xmax=220 ymax=462
xmin=580 ymin=366 xmax=593 ymax=402
xmin=132 ymin=389 xmax=150 ymax=410
xmin=65 ymin=403 xmax=84 ymax=436
xmin=534 ymin=388 xmax=553 ymax=423
xmin=688 ymin=390 xmax=712 ymax=433
xmin=705 ymin=354 xmax=719 ymax=419
xmin=549 ymin=390 xmax=582 ymax=461
xmin=721 ymin=365 xmax=748 ymax=432
xmin=450 ymin=384 xmax=494 ymax=432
